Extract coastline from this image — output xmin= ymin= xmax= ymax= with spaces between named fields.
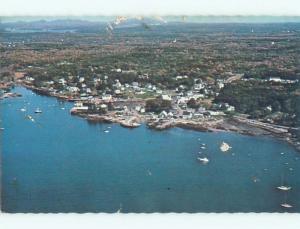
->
xmin=13 ymin=83 xmax=300 ymax=152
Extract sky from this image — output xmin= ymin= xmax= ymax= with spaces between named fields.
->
xmin=1 ymin=0 xmax=300 ymax=16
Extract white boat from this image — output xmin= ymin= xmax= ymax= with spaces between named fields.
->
xmin=281 ymin=203 xmax=293 ymax=208
xmin=220 ymin=141 xmax=232 ymax=152
xmin=197 ymin=157 xmax=209 ymax=164
xmin=104 ymin=130 xmax=110 ymax=133
xmin=0 ymin=127 xmax=4 ymax=131
xmin=277 ymin=174 xmax=291 ymax=191
xmin=20 ymin=108 xmax=26 ymax=112
xmin=277 ymin=186 xmax=291 ymax=191
xmin=26 ymin=115 xmax=35 ymax=122
xmin=117 ymin=203 xmax=122 ymax=213
xmin=35 ymin=108 xmax=42 ymax=113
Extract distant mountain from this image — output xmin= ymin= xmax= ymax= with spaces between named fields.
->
xmin=1 ymin=19 xmax=107 ymax=32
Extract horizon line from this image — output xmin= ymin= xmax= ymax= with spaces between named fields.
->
xmin=1 ymin=14 xmax=300 ymax=17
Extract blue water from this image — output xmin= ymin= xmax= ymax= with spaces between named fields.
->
xmin=1 ymin=87 xmax=300 ymax=213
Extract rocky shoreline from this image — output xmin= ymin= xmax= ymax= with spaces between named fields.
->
xmin=70 ymin=110 xmax=300 ymax=152
xmin=14 ymin=83 xmax=300 ymax=152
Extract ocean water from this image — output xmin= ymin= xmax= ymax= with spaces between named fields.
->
xmin=1 ymin=87 xmax=299 ymax=213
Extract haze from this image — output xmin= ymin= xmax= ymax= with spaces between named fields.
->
xmin=1 ymin=0 xmax=300 ymax=16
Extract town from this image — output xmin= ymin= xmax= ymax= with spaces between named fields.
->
xmin=1 ymin=19 xmax=300 ymax=149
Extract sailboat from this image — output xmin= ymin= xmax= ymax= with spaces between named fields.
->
xmin=116 ymin=203 xmax=122 ymax=213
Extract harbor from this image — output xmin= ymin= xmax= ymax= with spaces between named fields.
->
xmin=1 ymin=86 xmax=299 ymax=213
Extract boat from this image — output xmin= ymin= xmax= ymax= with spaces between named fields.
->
xmin=26 ymin=115 xmax=35 ymax=122
xmin=277 ymin=186 xmax=291 ymax=191
xmin=277 ymin=174 xmax=291 ymax=191
xmin=120 ymin=121 xmax=141 ymax=128
xmin=0 ymin=127 xmax=4 ymax=131
xmin=220 ymin=141 xmax=232 ymax=152
xmin=104 ymin=130 xmax=110 ymax=133
xmin=34 ymin=108 xmax=42 ymax=113
xmin=117 ymin=203 xmax=122 ymax=213
xmin=281 ymin=203 xmax=293 ymax=208
xmin=197 ymin=157 xmax=209 ymax=164
xmin=20 ymin=108 xmax=26 ymax=112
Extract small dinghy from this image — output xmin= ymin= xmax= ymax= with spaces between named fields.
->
xmin=197 ymin=157 xmax=209 ymax=164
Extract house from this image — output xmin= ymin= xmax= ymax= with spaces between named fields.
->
xmin=68 ymin=86 xmax=80 ymax=93
xmin=25 ymin=76 xmax=34 ymax=81
xmin=194 ymin=83 xmax=204 ymax=91
xmin=177 ymin=97 xmax=188 ymax=105
xmin=86 ymin=88 xmax=92 ymax=94
xmin=168 ymin=112 xmax=174 ymax=118
xmin=227 ymin=105 xmax=235 ymax=112
xmin=58 ymin=78 xmax=66 ymax=85
xmin=266 ymin=105 xmax=272 ymax=112
xmin=99 ymin=104 xmax=108 ymax=111
xmin=132 ymin=82 xmax=139 ymax=87
xmin=102 ymin=94 xmax=112 ymax=101
xmin=114 ymin=80 xmax=122 ymax=88
xmin=269 ymin=77 xmax=282 ymax=83
xmin=159 ymin=111 xmax=168 ymax=119
xmin=208 ymin=111 xmax=225 ymax=116
xmin=217 ymin=82 xmax=225 ymax=89
xmin=161 ymin=94 xmax=172 ymax=101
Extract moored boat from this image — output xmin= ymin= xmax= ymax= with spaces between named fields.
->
xmin=197 ymin=157 xmax=209 ymax=164
xmin=35 ymin=108 xmax=42 ymax=113
xmin=281 ymin=203 xmax=293 ymax=208
xmin=277 ymin=186 xmax=291 ymax=191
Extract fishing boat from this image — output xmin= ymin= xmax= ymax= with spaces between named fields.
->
xmin=34 ymin=108 xmax=42 ymax=113
xmin=197 ymin=157 xmax=209 ymax=164
xmin=277 ymin=186 xmax=291 ymax=191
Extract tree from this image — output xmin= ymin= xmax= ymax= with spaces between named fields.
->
xmin=187 ymin=98 xmax=200 ymax=109
xmin=145 ymin=97 xmax=172 ymax=113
